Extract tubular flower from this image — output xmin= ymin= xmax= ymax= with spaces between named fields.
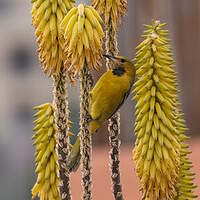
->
xmin=174 ymin=111 xmax=197 ymax=200
xmin=31 ymin=0 xmax=75 ymax=75
xmin=133 ymin=20 xmax=181 ymax=200
xmin=61 ymin=4 xmax=104 ymax=82
xmin=92 ymin=0 xmax=127 ymax=27
xmin=31 ymin=103 xmax=73 ymax=200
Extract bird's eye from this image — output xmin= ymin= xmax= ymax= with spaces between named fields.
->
xmin=121 ymin=59 xmax=125 ymax=63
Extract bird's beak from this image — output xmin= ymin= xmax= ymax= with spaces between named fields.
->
xmin=103 ymin=54 xmax=119 ymax=61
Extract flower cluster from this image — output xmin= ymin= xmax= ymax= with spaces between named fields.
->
xmin=92 ymin=0 xmax=127 ymax=27
xmin=31 ymin=103 xmax=73 ymax=200
xmin=31 ymin=0 xmax=75 ymax=75
xmin=61 ymin=4 xmax=104 ymax=82
xmin=133 ymin=21 xmax=181 ymax=200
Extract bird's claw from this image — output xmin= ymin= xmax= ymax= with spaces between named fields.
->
xmin=86 ymin=114 xmax=92 ymax=123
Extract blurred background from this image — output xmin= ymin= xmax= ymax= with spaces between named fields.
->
xmin=0 ymin=0 xmax=199 ymax=199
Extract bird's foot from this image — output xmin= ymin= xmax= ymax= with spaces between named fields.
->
xmin=86 ymin=114 xmax=92 ymax=123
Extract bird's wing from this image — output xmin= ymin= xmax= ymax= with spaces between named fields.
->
xmin=89 ymin=70 xmax=132 ymax=122
xmin=89 ymin=72 xmax=111 ymax=120
xmin=89 ymin=90 xmax=102 ymax=121
xmin=107 ymin=87 xmax=131 ymax=120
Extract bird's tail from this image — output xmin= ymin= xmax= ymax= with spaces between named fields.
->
xmin=66 ymin=120 xmax=100 ymax=172
xmin=66 ymin=136 xmax=81 ymax=172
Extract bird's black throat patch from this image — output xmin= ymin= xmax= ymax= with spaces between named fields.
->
xmin=112 ymin=66 xmax=125 ymax=76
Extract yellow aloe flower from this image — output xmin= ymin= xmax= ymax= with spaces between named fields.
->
xmin=61 ymin=4 xmax=104 ymax=82
xmin=31 ymin=103 xmax=73 ymax=200
xmin=31 ymin=0 xmax=75 ymax=75
xmin=92 ymin=0 xmax=127 ymax=27
xmin=133 ymin=20 xmax=182 ymax=200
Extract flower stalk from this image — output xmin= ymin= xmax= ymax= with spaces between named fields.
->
xmin=106 ymin=22 xmax=123 ymax=200
xmin=79 ymin=63 xmax=93 ymax=200
xmin=92 ymin=1 xmax=127 ymax=199
xmin=52 ymin=67 xmax=72 ymax=200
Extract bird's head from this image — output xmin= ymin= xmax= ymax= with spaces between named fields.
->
xmin=104 ymin=54 xmax=135 ymax=83
xmin=103 ymin=54 xmax=134 ymax=68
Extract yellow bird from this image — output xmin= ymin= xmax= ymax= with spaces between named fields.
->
xmin=67 ymin=55 xmax=135 ymax=172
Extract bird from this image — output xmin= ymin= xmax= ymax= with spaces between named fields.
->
xmin=66 ymin=54 xmax=135 ymax=172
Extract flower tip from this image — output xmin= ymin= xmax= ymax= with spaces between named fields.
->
xmin=154 ymin=20 xmax=161 ymax=25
